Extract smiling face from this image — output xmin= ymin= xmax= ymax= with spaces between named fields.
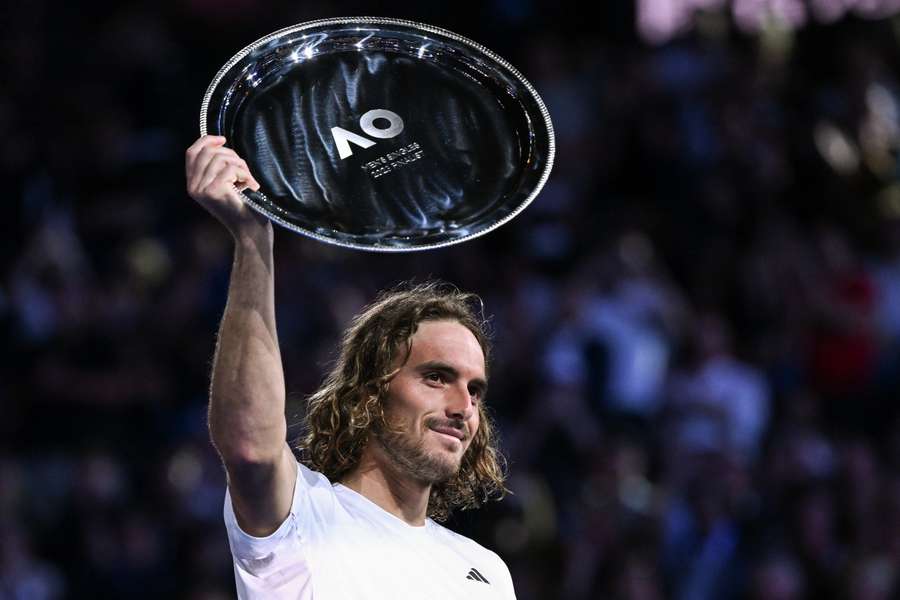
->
xmin=372 ymin=319 xmax=487 ymax=485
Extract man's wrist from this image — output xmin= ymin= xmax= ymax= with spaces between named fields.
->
xmin=232 ymin=220 xmax=274 ymax=253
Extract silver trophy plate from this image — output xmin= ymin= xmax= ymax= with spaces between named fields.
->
xmin=201 ymin=17 xmax=555 ymax=251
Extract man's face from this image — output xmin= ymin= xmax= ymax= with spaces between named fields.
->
xmin=373 ymin=319 xmax=487 ymax=485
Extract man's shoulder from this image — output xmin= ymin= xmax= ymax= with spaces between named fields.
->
xmin=297 ymin=460 xmax=333 ymax=488
xmin=427 ymin=520 xmax=508 ymax=564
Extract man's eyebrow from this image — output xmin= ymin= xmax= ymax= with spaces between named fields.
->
xmin=416 ymin=361 xmax=459 ymax=377
xmin=416 ymin=361 xmax=489 ymax=392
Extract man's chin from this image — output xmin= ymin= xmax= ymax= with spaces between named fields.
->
xmin=375 ymin=431 xmax=460 ymax=484
xmin=417 ymin=452 xmax=460 ymax=484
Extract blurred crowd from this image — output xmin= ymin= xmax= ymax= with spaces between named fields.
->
xmin=3 ymin=1 xmax=900 ymax=598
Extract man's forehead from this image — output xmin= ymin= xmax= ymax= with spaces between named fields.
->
xmin=408 ymin=320 xmax=486 ymax=373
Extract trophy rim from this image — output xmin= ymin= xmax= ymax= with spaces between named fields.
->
xmin=199 ymin=16 xmax=556 ymax=252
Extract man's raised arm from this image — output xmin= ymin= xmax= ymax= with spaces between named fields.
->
xmin=186 ymin=135 xmax=297 ymax=536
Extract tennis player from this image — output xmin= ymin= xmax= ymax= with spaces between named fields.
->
xmin=186 ymin=135 xmax=515 ymax=599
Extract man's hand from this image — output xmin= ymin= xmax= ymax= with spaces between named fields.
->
xmin=186 ymin=135 xmax=269 ymax=240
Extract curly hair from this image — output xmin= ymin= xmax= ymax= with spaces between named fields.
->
xmin=295 ymin=281 xmax=508 ymax=522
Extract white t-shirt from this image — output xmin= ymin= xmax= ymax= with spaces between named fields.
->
xmin=223 ymin=461 xmax=517 ymax=600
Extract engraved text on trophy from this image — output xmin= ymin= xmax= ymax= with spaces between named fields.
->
xmin=361 ymin=142 xmax=425 ymax=179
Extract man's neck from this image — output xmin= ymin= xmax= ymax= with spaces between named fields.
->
xmin=339 ymin=450 xmax=431 ymax=527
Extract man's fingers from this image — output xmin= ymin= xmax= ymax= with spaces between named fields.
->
xmin=199 ymin=162 xmax=257 ymax=198
xmin=232 ymin=166 xmax=259 ymax=192
xmin=186 ymin=135 xmax=226 ymax=175
xmin=193 ymin=153 xmax=246 ymax=194
xmin=189 ymin=143 xmax=220 ymax=190
xmin=185 ymin=137 xmax=262 ymax=205
xmin=242 ymin=169 xmax=261 ymax=191
xmin=192 ymin=145 xmax=229 ymax=191
xmin=190 ymin=148 xmax=254 ymax=192
xmin=215 ymin=151 xmax=258 ymax=189
xmin=197 ymin=162 xmax=230 ymax=197
xmin=235 ymin=175 xmax=261 ymax=192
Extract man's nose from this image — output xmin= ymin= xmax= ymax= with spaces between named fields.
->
xmin=446 ymin=383 xmax=475 ymax=420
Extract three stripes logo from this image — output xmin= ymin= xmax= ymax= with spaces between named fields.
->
xmin=466 ymin=567 xmax=490 ymax=584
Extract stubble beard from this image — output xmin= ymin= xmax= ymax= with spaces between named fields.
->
xmin=373 ymin=417 xmax=460 ymax=485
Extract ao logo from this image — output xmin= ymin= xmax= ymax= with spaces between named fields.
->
xmin=331 ymin=109 xmax=404 ymax=160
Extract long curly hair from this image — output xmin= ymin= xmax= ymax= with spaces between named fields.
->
xmin=296 ymin=281 xmax=508 ymax=522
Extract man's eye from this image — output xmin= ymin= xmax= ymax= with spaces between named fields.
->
xmin=425 ymin=372 xmax=444 ymax=383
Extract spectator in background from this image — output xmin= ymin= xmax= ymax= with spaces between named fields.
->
xmin=665 ymin=312 xmax=771 ymax=468
xmin=0 ymin=524 xmax=65 ymax=600
xmin=748 ymin=552 xmax=806 ymax=600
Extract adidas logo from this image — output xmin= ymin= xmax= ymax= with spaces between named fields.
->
xmin=465 ymin=567 xmax=490 ymax=584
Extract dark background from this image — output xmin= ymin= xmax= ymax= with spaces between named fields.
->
xmin=3 ymin=1 xmax=900 ymax=598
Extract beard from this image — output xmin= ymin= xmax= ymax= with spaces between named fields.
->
xmin=372 ymin=415 xmax=461 ymax=485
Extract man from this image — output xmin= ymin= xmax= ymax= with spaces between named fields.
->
xmin=185 ymin=135 xmax=515 ymax=599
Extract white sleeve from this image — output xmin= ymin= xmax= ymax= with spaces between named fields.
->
xmin=223 ymin=461 xmax=334 ymax=571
